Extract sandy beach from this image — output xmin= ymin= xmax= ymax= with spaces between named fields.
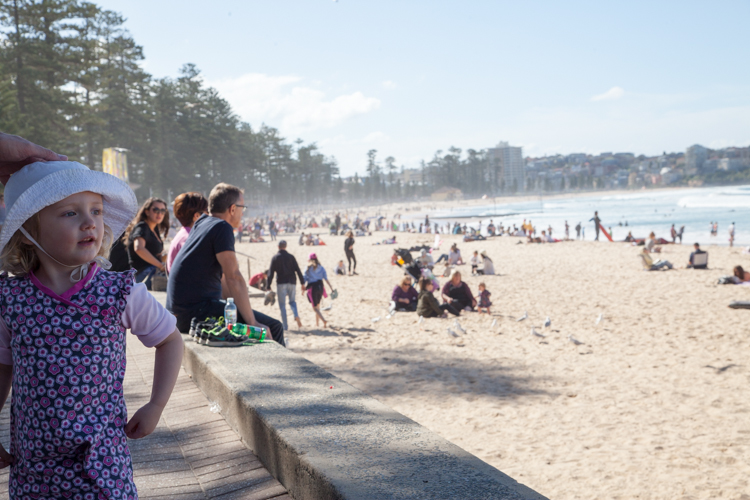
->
xmin=238 ymin=231 xmax=750 ymax=500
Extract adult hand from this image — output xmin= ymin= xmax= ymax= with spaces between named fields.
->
xmin=0 ymin=132 xmax=67 ymax=185
xmin=253 ymin=322 xmax=271 ymax=339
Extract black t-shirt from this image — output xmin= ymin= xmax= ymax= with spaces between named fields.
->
xmin=109 ymin=237 xmax=130 ymax=272
xmin=166 ymin=214 xmax=235 ymax=312
xmin=344 ymin=237 xmax=355 ymax=254
xmin=127 ymin=221 xmax=163 ymax=272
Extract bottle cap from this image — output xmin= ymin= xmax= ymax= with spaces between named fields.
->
xmin=227 ymin=297 xmax=234 ymax=303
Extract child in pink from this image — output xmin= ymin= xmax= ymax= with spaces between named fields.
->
xmin=0 ymin=161 xmax=184 ymax=499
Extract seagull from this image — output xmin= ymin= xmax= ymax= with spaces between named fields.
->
xmin=595 ymin=313 xmax=603 ymax=325
xmin=516 ymin=311 xmax=528 ymax=322
xmin=568 ymin=335 xmax=584 ymax=345
xmin=531 ymin=327 xmax=546 ymax=338
xmin=322 ymin=304 xmax=332 ymax=311
xmin=453 ymin=319 xmax=466 ymax=334
xmin=490 ymin=319 xmax=497 ymax=328
xmin=372 ymin=317 xmax=381 ymax=323
xmin=543 ymin=316 xmax=551 ymax=328
xmin=447 ymin=328 xmax=460 ymax=338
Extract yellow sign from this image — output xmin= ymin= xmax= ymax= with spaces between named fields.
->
xmin=102 ymin=148 xmax=129 ymax=182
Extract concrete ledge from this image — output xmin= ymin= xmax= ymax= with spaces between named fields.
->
xmin=154 ymin=293 xmax=547 ymax=499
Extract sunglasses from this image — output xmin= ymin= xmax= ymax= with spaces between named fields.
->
xmin=151 ymin=208 xmax=167 ymax=214
xmin=235 ymin=204 xmax=247 ymax=209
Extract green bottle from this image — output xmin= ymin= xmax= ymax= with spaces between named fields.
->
xmin=230 ymin=323 xmax=266 ymax=341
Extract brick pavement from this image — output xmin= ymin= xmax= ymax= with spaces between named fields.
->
xmin=0 ymin=338 xmax=291 ymax=500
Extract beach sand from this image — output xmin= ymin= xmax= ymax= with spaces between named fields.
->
xmin=238 ymin=232 xmax=750 ymax=500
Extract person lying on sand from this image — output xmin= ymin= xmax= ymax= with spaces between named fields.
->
xmin=734 ymin=265 xmax=750 ymax=282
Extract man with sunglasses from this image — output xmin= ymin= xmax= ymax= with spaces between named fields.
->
xmin=167 ymin=183 xmax=285 ymax=345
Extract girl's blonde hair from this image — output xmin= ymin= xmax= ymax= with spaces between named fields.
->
xmin=0 ymin=214 xmax=113 ymax=276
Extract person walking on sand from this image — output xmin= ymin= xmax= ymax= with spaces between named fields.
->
xmin=344 ymin=230 xmax=357 ymax=275
xmin=670 ymin=224 xmax=677 ymax=243
xmin=302 ymin=253 xmax=333 ymax=328
xmin=267 ymin=240 xmax=304 ymax=331
xmin=589 ymin=211 xmax=602 ymax=241
xmin=729 ymin=222 xmax=736 ymax=247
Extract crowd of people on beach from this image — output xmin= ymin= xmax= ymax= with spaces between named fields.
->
xmin=0 ymin=131 xmax=747 ymax=500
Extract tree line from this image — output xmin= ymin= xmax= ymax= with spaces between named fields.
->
xmin=0 ymin=0 xmax=340 ymax=206
xmin=0 ymin=0 xmax=521 ymax=207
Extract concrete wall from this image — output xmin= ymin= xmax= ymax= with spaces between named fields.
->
xmin=153 ymin=292 xmax=547 ymax=499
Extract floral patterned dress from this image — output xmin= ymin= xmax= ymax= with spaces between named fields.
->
xmin=0 ymin=267 xmax=138 ymax=499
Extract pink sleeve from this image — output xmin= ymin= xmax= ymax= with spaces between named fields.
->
xmin=0 ymin=315 xmax=11 ymax=365
xmin=123 ymin=283 xmax=177 ymax=347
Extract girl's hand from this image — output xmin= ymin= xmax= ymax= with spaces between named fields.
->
xmin=124 ymin=402 xmax=163 ymax=439
xmin=0 ymin=442 xmax=13 ymax=468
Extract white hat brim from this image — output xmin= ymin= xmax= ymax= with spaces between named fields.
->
xmin=0 ymin=169 xmax=137 ymax=264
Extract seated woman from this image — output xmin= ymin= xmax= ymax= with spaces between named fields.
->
xmin=390 ymin=276 xmax=419 ymax=312
xmin=167 ymin=192 xmax=208 ymax=272
xmin=734 ymin=265 xmax=750 ymax=282
xmin=645 ymin=232 xmax=662 ymax=253
xmin=417 ymin=249 xmax=434 ymax=269
xmin=125 ymin=198 xmax=169 ymax=290
xmin=417 ymin=277 xmax=460 ymax=318
xmin=640 ymin=248 xmax=673 ymax=270
xmin=448 ymin=244 xmax=465 ymax=265
xmin=441 ymin=270 xmax=476 ymax=311
xmin=479 ymin=250 xmax=495 ymax=275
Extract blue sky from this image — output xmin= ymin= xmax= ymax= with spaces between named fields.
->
xmin=95 ymin=0 xmax=750 ymax=176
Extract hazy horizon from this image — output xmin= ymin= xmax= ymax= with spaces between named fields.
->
xmin=93 ymin=0 xmax=750 ymax=175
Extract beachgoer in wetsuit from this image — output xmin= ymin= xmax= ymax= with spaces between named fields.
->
xmin=589 ymin=211 xmax=601 ymax=241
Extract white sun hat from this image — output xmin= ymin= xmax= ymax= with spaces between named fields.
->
xmin=0 ymin=161 xmax=138 ymax=267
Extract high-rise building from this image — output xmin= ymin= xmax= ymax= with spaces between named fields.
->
xmin=487 ymin=141 xmax=524 ymax=193
xmin=685 ymin=144 xmax=708 ymax=173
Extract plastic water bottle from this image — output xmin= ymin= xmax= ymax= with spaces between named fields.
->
xmin=224 ymin=298 xmax=237 ymax=327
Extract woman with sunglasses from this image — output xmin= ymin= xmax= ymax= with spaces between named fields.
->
xmin=124 ymin=198 xmax=170 ymax=289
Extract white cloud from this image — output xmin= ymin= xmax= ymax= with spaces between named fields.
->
xmin=382 ymin=80 xmax=397 ymax=90
xmin=364 ymin=131 xmax=388 ymax=143
xmin=208 ymin=73 xmax=380 ymax=134
xmin=591 ymin=86 xmax=625 ymax=102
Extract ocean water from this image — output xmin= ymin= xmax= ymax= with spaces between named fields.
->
xmin=431 ymin=185 xmax=750 ymax=246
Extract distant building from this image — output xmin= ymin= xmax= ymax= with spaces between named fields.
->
xmin=719 ymin=158 xmax=742 ymax=171
xmin=487 ymin=141 xmax=524 ymax=192
xmin=685 ymin=144 xmax=708 ymax=172
xmin=431 ymin=186 xmax=463 ymax=201
xmin=567 ymin=153 xmax=587 ymax=164
xmin=400 ymin=168 xmax=423 ymax=184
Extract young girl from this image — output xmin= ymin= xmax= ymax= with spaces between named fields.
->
xmin=334 ymin=260 xmax=346 ymax=276
xmin=470 ymin=250 xmax=480 ymax=275
xmin=477 ymin=282 xmax=492 ymax=314
xmin=302 ymin=253 xmax=333 ymax=328
xmin=0 ymin=161 xmax=183 ymax=499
